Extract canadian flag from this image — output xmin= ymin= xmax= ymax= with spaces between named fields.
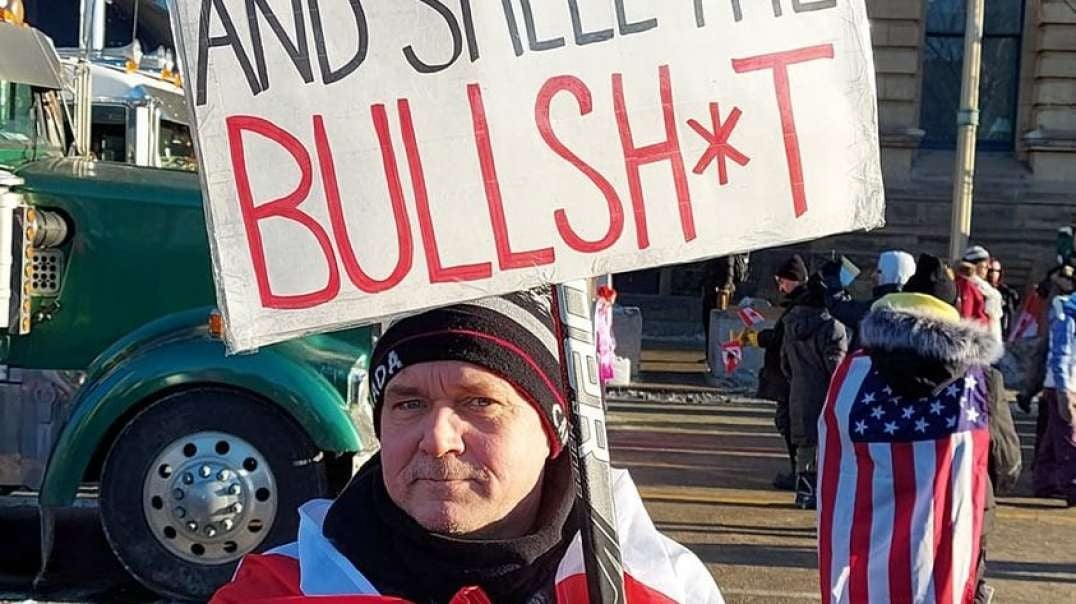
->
xmin=721 ymin=341 xmax=743 ymax=375
xmin=1009 ymin=289 xmax=1046 ymax=343
xmin=738 ymin=307 xmax=766 ymax=328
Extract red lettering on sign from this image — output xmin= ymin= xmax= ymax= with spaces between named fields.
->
xmin=732 ymin=44 xmax=834 ymax=218
xmin=468 ymin=84 xmax=556 ymax=270
xmin=226 ymin=115 xmax=340 ymax=309
xmin=315 ymin=111 xmax=413 ymax=293
xmin=398 ymin=99 xmax=493 ymax=284
xmin=612 ymin=65 xmax=695 ymax=250
xmin=686 ymin=102 xmax=750 ymax=186
xmin=536 ymin=75 xmax=625 ymax=254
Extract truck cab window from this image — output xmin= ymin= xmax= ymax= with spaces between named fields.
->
xmin=159 ymin=119 xmax=195 ymax=171
xmin=90 ymin=104 xmax=127 ymax=163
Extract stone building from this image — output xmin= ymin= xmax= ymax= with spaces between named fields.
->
xmin=619 ymin=0 xmax=1076 ymax=347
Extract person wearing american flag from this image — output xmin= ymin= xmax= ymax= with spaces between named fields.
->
xmin=818 ymin=254 xmax=1021 ymax=604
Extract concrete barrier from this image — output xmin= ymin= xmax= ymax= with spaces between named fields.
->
xmin=707 ymin=301 xmax=778 ymax=390
xmin=612 ymin=305 xmax=643 ymax=380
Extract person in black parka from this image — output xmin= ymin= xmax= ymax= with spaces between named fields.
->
xmin=778 ymin=260 xmax=849 ymax=509
xmin=756 ymin=256 xmax=804 ymax=490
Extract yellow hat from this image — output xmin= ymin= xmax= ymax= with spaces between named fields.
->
xmin=870 ymin=292 xmax=960 ymax=323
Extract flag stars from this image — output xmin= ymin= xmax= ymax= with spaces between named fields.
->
xmin=871 ymin=406 xmax=885 ymax=420
xmin=946 ymin=415 xmax=958 ymax=429
xmin=965 ymin=374 xmax=978 ymax=390
xmin=882 ymin=386 xmax=893 ymax=396
xmin=901 ymin=406 xmax=915 ymax=419
xmin=861 ymin=392 xmax=877 ymax=405
xmin=883 ymin=421 xmax=898 ymax=435
xmin=914 ymin=418 xmax=929 ymax=433
xmin=890 ymin=395 xmax=903 ymax=405
xmin=854 ymin=420 xmax=868 ymax=435
xmin=945 ymin=383 xmax=961 ymax=398
xmin=965 ymin=406 xmax=981 ymax=423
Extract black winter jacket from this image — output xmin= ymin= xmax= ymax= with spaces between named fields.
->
xmin=780 ymin=286 xmax=849 ymax=446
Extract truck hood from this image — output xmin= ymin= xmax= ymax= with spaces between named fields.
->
xmin=15 ymin=157 xmax=203 ymax=207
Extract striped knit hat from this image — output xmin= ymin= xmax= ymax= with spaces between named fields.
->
xmin=368 ymin=288 xmax=569 ymax=457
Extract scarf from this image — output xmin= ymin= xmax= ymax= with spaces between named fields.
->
xmin=323 ymin=453 xmax=577 ymax=604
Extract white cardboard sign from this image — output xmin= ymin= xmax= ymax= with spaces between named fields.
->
xmin=172 ymin=0 xmax=884 ymax=352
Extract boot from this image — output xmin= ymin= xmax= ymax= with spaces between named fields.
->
xmin=794 ymin=472 xmax=817 ymax=510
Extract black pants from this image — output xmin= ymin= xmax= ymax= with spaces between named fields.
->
xmin=775 ymin=399 xmax=797 ymax=473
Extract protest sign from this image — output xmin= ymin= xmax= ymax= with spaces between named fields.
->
xmin=172 ymin=0 xmax=884 ymax=352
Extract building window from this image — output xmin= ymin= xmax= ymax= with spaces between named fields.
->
xmin=920 ymin=0 xmax=1024 ymax=150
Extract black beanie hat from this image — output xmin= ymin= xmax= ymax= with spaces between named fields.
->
xmin=904 ymin=254 xmax=958 ymax=307
xmin=368 ymin=288 xmax=569 ymax=458
xmin=775 ymin=254 xmax=809 ymax=283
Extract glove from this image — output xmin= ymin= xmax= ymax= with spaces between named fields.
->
xmin=739 ymin=329 xmax=759 ymax=348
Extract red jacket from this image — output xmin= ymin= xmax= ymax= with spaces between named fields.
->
xmin=956 ymin=276 xmax=988 ymax=324
xmin=211 ymin=470 xmax=723 ymax=604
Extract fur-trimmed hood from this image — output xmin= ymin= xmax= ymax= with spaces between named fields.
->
xmin=860 ymin=307 xmax=1003 ymax=366
xmin=858 ymin=307 xmax=1003 ymax=398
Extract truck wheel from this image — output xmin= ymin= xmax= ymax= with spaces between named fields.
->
xmin=99 ymin=388 xmax=331 ymax=601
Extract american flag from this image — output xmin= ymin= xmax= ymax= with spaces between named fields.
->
xmin=818 ymin=353 xmax=990 ymax=604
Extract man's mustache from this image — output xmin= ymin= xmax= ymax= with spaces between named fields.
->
xmin=406 ymin=457 xmax=489 ymax=482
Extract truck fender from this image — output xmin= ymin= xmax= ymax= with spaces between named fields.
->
xmin=38 ymin=312 xmax=361 ymax=508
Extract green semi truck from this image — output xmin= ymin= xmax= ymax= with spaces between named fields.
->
xmin=0 ymin=15 xmax=377 ymax=601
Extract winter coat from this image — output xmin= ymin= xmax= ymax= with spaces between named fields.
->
xmin=858 ymin=299 xmax=1020 ymax=501
xmin=824 ymin=283 xmax=902 ymax=345
xmin=818 ymin=298 xmax=1018 ymax=604
xmin=972 ymin=278 xmax=1004 ymax=342
xmin=780 ymin=286 xmax=849 ymax=447
xmin=211 ymin=470 xmax=724 ymax=604
xmin=957 ymin=275 xmax=989 ymax=325
xmin=1046 ymin=293 xmax=1076 ymax=392
xmin=997 ymin=283 xmax=1021 ymax=338
xmin=757 ymin=314 xmax=790 ymax=403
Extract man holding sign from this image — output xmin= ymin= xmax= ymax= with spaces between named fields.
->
xmin=210 ymin=292 xmax=722 ymax=603
xmin=171 ymin=0 xmax=884 ymax=601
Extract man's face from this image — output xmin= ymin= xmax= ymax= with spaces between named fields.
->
xmin=776 ymin=277 xmax=800 ymax=295
xmin=379 ymin=361 xmax=551 ymax=539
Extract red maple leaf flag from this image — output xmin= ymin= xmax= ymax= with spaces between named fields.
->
xmin=721 ymin=341 xmax=743 ymax=374
xmin=738 ymin=307 xmax=767 ymax=328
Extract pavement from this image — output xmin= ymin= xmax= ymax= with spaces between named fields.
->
xmin=2 ymin=389 xmax=1074 ymax=603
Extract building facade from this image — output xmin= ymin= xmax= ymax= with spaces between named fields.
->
xmin=620 ymin=0 xmax=1076 ymax=315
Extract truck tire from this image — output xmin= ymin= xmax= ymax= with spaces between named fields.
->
xmin=99 ymin=388 xmax=331 ymax=601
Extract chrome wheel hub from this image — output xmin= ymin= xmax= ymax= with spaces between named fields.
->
xmin=143 ymin=431 xmax=277 ymax=564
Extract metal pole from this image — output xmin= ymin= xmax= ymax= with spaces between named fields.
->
xmin=947 ymin=0 xmax=986 ymax=261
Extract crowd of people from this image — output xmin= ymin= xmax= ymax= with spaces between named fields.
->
xmin=747 ymin=244 xmax=1075 ymax=603
xmin=203 ymin=246 xmax=1076 ymax=603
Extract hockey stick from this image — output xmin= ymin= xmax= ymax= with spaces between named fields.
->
xmin=551 ymin=281 xmax=625 ymax=604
